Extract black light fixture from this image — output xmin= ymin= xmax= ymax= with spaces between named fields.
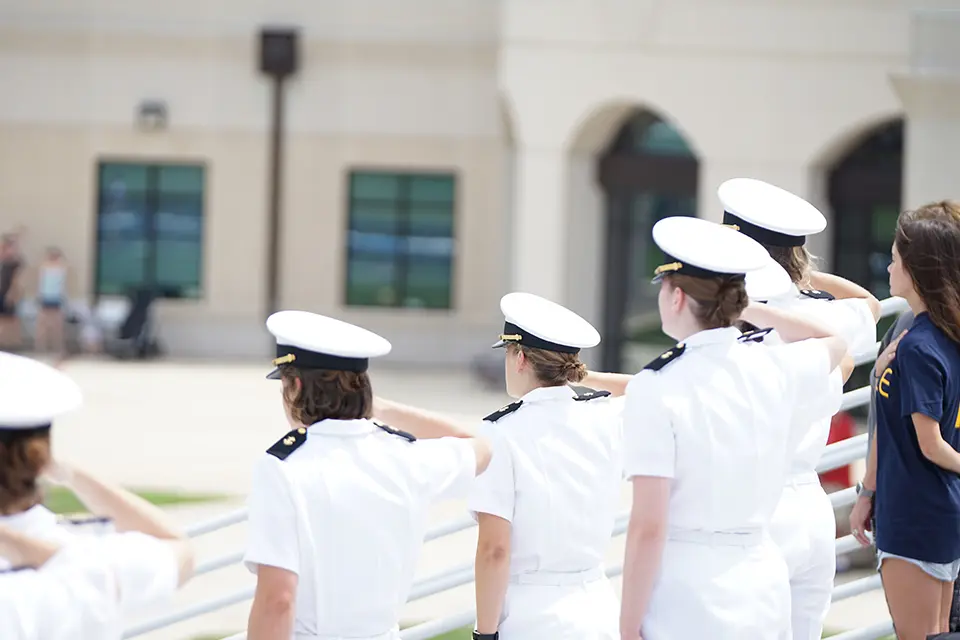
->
xmin=136 ymin=100 xmax=168 ymax=131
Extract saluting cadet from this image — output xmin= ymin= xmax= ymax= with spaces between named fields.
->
xmin=0 ymin=351 xmax=193 ymax=639
xmin=719 ymin=177 xmax=876 ymax=640
xmin=244 ymin=311 xmax=491 ymax=640
xmin=376 ymin=292 xmax=623 ymax=640
xmin=613 ymin=217 xmax=849 ymax=640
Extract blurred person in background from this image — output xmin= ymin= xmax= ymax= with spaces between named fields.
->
xmin=34 ymin=247 xmax=68 ymax=356
xmin=244 ymin=311 xmax=491 ymax=640
xmin=585 ymin=216 xmax=849 ymax=640
xmin=378 ymin=292 xmax=623 ymax=640
xmin=717 ymin=177 xmax=880 ymax=640
xmin=0 ymin=235 xmax=24 ymax=350
xmin=0 ymin=351 xmax=194 ymax=638
xmin=850 ymin=201 xmax=960 ymax=639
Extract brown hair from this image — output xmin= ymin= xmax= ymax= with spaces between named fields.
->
xmin=667 ymin=273 xmax=749 ymax=329
xmin=507 ymin=344 xmax=587 ymax=386
xmin=894 ymin=201 xmax=960 ymax=344
xmin=763 ymin=245 xmax=817 ymax=285
xmin=0 ymin=430 xmax=51 ymax=515
xmin=280 ymin=368 xmax=373 ymax=425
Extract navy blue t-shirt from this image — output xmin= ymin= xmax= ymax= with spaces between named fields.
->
xmin=875 ymin=312 xmax=960 ymax=563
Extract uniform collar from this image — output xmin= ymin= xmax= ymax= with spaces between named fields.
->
xmin=681 ymin=326 xmax=742 ymax=349
xmin=307 ymin=419 xmax=377 ymax=437
xmin=518 ymin=385 xmax=577 ymax=405
xmin=0 ymin=504 xmax=57 ymax=531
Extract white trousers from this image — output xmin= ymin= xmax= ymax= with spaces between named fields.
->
xmin=769 ymin=477 xmax=837 ymax=640
xmin=498 ymin=570 xmax=619 ymax=639
xmin=642 ymin=533 xmax=791 ymax=640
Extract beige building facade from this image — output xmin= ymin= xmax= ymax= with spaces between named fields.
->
xmin=0 ymin=1 xmax=957 ymax=368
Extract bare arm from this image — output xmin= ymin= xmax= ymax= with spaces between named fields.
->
xmin=914 ymin=413 xmax=960 ymax=473
xmin=840 ymin=354 xmax=856 ymax=383
xmin=45 ymin=461 xmax=195 ymax=586
xmin=247 ymin=566 xmax=298 ymax=640
xmin=738 ymin=302 xmax=837 ymax=343
xmin=808 ymin=271 xmax=881 ymax=322
xmin=474 ymin=514 xmax=512 ymax=635
xmin=581 ymin=371 xmax=634 ymax=397
xmin=620 ymin=476 xmax=671 ymax=640
xmin=0 ymin=526 xmax=60 ymax=568
xmin=373 ymin=397 xmax=475 ymax=439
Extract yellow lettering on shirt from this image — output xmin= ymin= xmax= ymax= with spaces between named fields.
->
xmin=878 ymin=367 xmax=893 ymax=399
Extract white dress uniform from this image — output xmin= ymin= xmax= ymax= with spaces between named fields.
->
xmin=0 ymin=352 xmax=180 ymax=639
xmin=469 ymin=293 xmax=622 ymax=640
xmin=244 ymin=311 xmax=478 ymax=640
xmin=720 ymin=178 xmax=877 ymax=640
xmin=623 ymin=217 xmax=844 ymax=640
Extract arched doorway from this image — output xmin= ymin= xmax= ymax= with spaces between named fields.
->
xmin=598 ymin=110 xmax=699 ymax=372
xmin=828 ymin=118 xmax=904 ymax=302
xmin=827 ymin=118 xmax=904 ymax=401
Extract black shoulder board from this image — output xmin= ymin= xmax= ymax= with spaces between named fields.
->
xmin=643 ymin=343 xmax=687 ymax=372
xmin=800 ymin=289 xmax=835 ymax=301
xmin=569 ymin=385 xmax=611 ymax=402
xmin=372 ymin=419 xmax=416 ymax=443
xmin=266 ymin=427 xmax=308 ymax=461
xmin=483 ymin=400 xmax=523 ymax=423
xmin=738 ymin=327 xmax=774 ymax=343
xmin=58 ymin=515 xmax=112 ymax=527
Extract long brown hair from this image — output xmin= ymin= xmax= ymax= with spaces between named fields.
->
xmin=894 ymin=201 xmax=960 ymax=344
xmin=763 ymin=245 xmax=816 ymax=286
xmin=0 ymin=429 xmax=51 ymax=515
xmin=666 ymin=273 xmax=749 ymax=329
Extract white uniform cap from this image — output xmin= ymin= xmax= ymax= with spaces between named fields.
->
xmin=745 ymin=255 xmax=793 ymax=302
xmin=492 ymin=292 xmax=600 ymax=354
xmin=0 ymin=352 xmax=82 ymax=429
xmin=651 ymin=216 xmax=769 ymax=282
xmin=265 ymin=310 xmax=392 ymax=380
xmin=718 ymin=178 xmax=827 ymax=247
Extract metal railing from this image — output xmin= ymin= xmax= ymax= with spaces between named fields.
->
xmin=124 ymin=295 xmax=910 ymax=640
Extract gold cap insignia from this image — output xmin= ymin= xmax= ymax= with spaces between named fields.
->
xmin=272 ymin=353 xmax=296 ymax=366
xmin=498 ymin=334 xmax=522 ymax=342
xmin=654 ymin=262 xmax=682 ymax=276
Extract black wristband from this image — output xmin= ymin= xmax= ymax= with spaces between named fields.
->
xmin=472 ymin=632 xmax=499 ymax=640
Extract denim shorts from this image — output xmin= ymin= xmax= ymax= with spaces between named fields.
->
xmin=877 ymin=549 xmax=960 ymax=582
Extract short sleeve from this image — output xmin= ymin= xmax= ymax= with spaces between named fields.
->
xmin=243 ymin=455 xmax=300 ymax=575
xmin=770 ymin=339 xmax=840 ymax=425
xmin=409 ymin=436 xmax=477 ymax=503
xmin=100 ymin=533 xmax=179 ymax=611
xmin=622 ymin=373 xmax=676 ymax=479
xmin=897 ymin=342 xmax=945 ymax=421
xmin=467 ymin=427 xmax=515 ymax=522
xmin=825 ymin=298 xmax=878 ymax=356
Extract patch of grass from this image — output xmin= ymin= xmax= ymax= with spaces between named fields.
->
xmin=44 ymin=486 xmax=227 ymax=515
xmin=430 ymin=627 xmax=473 ymax=640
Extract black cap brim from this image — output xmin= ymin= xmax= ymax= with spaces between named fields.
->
xmin=265 ymin=367 xmax=282 ymax=380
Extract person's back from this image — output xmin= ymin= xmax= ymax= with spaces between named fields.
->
xmin=254 ymin=418 xmax=474 ymax=637
xmin=479 ymin=387 xmax=622 ymax=575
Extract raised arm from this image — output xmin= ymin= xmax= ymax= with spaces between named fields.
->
xmin=44 ymin=461 xmax=194 ymax=587
xmin=808 ymin=271 xmax=881 ymax=322
xmin=580 ymin=371 xmax=634 ymax=397
xmin=738 ymin=302 xmax=838 ymax=343
xmin=0 ymin=526 xmax=61 ymax=569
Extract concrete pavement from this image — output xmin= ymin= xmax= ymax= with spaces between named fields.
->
xmin=42 ymin=357 xmax=889 ymax=639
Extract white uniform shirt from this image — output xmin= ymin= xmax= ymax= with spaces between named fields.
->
xmin=767 ymin=287 xmax=876 ymax=476
xmin=0 ymin=533 xmax=180 ymax=640
xmin=243 ymin=418 xmax=476 ymax=638
xmin=622 ymin=327 xmax=842 ymax=530
xmin=467 ymin=385 xmax=623 ymax=576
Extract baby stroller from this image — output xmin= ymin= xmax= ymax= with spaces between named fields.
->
xmin=104 ymin=287 xmax=163 ymax=360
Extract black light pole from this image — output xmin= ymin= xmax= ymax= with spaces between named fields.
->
xmin=258 ymin=27 xmax=299 ymax=317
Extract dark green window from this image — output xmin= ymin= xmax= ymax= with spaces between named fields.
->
xmin=95 ymin=162 xmax=204 ymax=298
xmin=344 ymin=171 xmax=455 ymax=309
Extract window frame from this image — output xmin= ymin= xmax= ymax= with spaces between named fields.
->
xmin=93 ymin=158 xmax=207 ymax=301
xmin=342 ymin=168 xmax=458 ymax=311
